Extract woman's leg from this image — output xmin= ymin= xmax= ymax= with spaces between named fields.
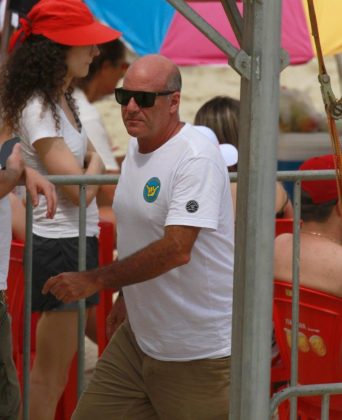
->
xmin=29 ymin=310 xmax=78 ymax=420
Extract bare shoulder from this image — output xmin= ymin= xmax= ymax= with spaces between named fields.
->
xmin=274 ymin=233 xmax=293 ymax=252
xmin=274 ymin=233 xmax=293 ymax=280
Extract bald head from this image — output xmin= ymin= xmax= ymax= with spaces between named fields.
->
xmin=124 ymin=54 xmax=182 ymax=92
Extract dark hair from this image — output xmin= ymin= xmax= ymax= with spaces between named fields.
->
xmin=77 ymin=39 xmax=126 ymax=90
xmin=301 ymin=190 xmax=337 ymax=222
xmin=165 ymin=66 xmax=182 ymax=92
xmin=0 ymin=34 xmax=78 ymax=131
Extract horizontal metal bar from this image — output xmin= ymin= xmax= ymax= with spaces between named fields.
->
xmin=45 ymin=170 xmax=335 ymax=186
xmin=270 ymin=383 xmax=342 ymax=414
xmin=229 ymin=169 xmax=337 ymax=183
xmin=46 ymin=174 xmax=119 ymax=185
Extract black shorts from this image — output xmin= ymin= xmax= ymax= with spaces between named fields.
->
xmin=32 ymin=234 xmax=99 ymax=312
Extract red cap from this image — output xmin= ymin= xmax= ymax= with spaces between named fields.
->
xmin=9 ymin=0 xmax=121 ymax=52
xmin=299 ymin=154 xmax=338 ymax=204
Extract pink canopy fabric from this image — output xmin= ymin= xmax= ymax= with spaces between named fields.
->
xmin=162 ymin=2 xmax=313 ymax=65
xmin=85 ymin=0 xmax=342 ymax=66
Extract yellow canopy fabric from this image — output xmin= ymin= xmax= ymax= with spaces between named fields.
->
xmin=302 ymin=0 xmax=342 ymax=56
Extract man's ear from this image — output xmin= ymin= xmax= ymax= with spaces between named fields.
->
xmin=169 ymin=91 xmax=180 ymax=114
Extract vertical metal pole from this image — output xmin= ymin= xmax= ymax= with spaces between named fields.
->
xmin=229 ymin=1 xmax=283 ymax=419
xmin=321 ymin=394 xmax=330 ymax=420
xmin=23 ymin=193 xmax=33 ymax=420
xmin=77 ymin=185 xmax=87 ymax=397
xmin=289 ymin=180 xmax=301 ymax=419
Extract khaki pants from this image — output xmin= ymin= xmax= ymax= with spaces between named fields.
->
xmin=73 ymin=322 xmax=230 ymax=419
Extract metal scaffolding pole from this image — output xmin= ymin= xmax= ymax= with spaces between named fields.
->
xmin=229 ymin=1 xmax=283 ymax=419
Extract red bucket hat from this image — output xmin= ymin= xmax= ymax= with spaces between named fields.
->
xmin=9 ymin=0 xmax=121 ymax=52
xmin=299 ymin=154 xmax=339 ymax=204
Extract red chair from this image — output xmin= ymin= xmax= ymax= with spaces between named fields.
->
xmin=273 ymin=280 xmax=342 ymax=419
xmin=275 ymin=218 xmax=294 ymax=237
xmin=270 ymin=218 xmax=296 ymax=394
xmin=97 ymin=220 xmax=116 ymax=356
xmin=6 ymin=240 xmax=25 ymax=370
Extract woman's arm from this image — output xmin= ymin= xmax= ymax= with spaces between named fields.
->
xmin=34 ymin=136 xmax=104 ymax=206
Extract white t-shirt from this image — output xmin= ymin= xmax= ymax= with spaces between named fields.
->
xmin=0 ymin=196 xmax=11 ymax=289
xmin=74 ymin=89 xmax=119 ymax=171
xmin=113 ymin=123 xmax=235 ymax=361
xmin=18 ymin=96 xmax=99 ymax=238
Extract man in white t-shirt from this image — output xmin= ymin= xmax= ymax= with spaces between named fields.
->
xmin=0 ymin=139 xmax=56 ymax=419
xmin=45 ymin=54 xmax=235 ymax=419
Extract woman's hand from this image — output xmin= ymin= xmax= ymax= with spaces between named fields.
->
xmin=24 ymin=166 xmax=57 ymax=218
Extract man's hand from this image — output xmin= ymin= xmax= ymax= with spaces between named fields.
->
xmin=24 ymin=167 xmax=57 ymax=219
xmin=42 ymin=270 xmax=102 ymax=303
xmin=106 ymin=294 xmax=126 ymax=339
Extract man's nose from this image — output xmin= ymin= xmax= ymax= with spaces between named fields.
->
xmin=126 ymin=97 xmax=140 ymax=111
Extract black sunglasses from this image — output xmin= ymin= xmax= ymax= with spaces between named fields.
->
xmin=114 ymin=88 xmax=176 ymax=108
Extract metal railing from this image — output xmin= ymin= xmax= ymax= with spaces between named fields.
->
xmin=269 ymin=170 xmax=342 ymax=420
xmin=18 ymin=171 xmax=342 ymax=419
xmin=21 ymin=174 xmax=118 ymax=420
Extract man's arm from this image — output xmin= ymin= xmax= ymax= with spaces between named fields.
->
xmin=0 ymin=143 xmax=24 ymax=198
xmin=43 ymin=225 xmax=200 ymax=303
xmin=0 ymin=142 xmax=57 ymax=219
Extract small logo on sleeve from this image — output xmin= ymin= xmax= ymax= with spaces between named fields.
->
xmin=143 ymin=177 xmax=161 ymax=203
xmin=186 ymin=200 xmax=199 ymax=213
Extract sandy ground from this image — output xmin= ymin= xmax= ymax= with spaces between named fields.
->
xmin=95 ymin=56 xmax=341 ymax=157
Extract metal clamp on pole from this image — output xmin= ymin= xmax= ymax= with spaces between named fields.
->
xmin=317 ymin=73 xmax=341 ymax=118
xmin=230 ymin=49 xmax=252 ymax=79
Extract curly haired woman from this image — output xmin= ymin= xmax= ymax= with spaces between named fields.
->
xmin=0 ymin=1 xmax=120 ymax=418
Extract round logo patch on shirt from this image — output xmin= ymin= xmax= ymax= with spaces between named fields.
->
xmin=143 ymin=177 xmax=161 ymax=203
xmin=186 ymin=200 xmax=199 ymax=213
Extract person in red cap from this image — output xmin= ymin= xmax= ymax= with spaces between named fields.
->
xmin=274 ymin=154 xmax=342 ymax=297
xmin=0 ymin=1 xmax=120 ymax=418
